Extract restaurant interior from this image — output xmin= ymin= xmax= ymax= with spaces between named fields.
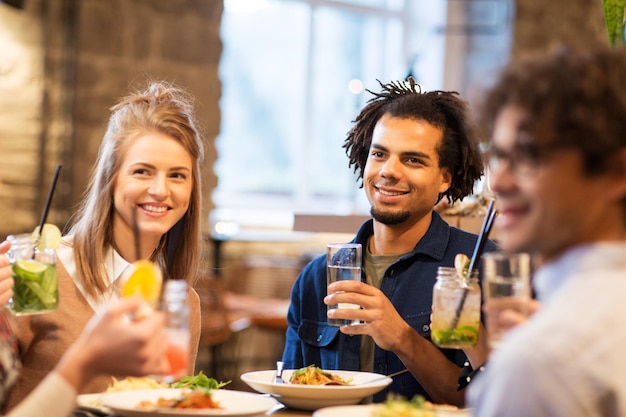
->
xmin=0 ymin=0 xmax=609 ymax=398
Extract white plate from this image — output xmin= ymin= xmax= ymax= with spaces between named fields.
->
xmin=240 ymin=369 xmax=392 ymax=411
xmin=76 ymin=393 xmax=112 ymax=415
xmin=314 ymin=403 xmax=471 ymax=417
xmin=99 ymin=388 xmax=278 ymax=417
xmin=313 ymin=404 xmax=375 ymax=417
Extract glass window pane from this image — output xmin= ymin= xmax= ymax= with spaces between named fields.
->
xmin=215 ymin=0 xmax=511 ymax=226
xmin=333 ymin=0 xmax=405 ymax=11
xmin=216 ymin=1 xmax=309 ymax=199
xmin=307 ymin=6 xmax=405 ymax=207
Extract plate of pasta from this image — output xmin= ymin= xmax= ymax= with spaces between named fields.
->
xmin=98 ymin=388 xmax=279 ymax=417
xmin=240 ymin=367 xmax=392 ymax=410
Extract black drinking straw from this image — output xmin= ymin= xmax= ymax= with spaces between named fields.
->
xmin=33 ymin=164 xmax=62 ymax=252
xmin=449 ymin=199 xmax=497 ymax=330
xmin=132 ymin=205 xmax=141 ymax=261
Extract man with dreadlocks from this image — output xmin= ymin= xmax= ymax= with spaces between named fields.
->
xmin=282 ymin=78 xmax=497 ymax=406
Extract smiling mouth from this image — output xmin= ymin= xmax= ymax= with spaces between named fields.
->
xmin=376 ymin=187 xmax=409 ymax=197
xmin=140 ymin=204 xmax=170 ymax=214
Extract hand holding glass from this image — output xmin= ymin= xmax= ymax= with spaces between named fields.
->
xmin=483 ymin=252 xmax=531 ymax=348
xmin=326 ymin=243 xmax=362 ymax=327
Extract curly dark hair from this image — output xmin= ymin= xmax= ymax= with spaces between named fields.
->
xmin=343 ymin=77 xmax=484 ymax=204
xmin=480 ymin=46 xmax=626 ymax=177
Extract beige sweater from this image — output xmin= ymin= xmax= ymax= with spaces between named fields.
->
xmin=5 ymin=372 xmax=76 ymax=417
xmin=3 ymin=259 xmax=201 ymax=413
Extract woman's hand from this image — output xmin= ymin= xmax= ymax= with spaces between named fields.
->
xmin=0 ymin=240 xmax=14 ymax=306
xmin=56 ymin=297 xmax=168 ymax=390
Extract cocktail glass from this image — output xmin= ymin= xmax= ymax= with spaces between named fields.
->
xmin=6 ymin=233 xmax=58 ymax=315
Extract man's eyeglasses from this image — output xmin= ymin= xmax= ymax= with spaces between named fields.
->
xmin=482 ymin=141 xmax=566 ymax=176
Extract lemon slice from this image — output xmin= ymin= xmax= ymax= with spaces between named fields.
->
xmin=120 ymin=260 xmax=163 ymax=306
xmin=32 ymin=224 xmax=62 ymax=251
xmin=454 ymin=253 xmax=470 ymax=277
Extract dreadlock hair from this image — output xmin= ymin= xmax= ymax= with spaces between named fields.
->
xmin=343 ymin=77 xmax=484 ymax=204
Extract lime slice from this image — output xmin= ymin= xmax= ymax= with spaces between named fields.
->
xmin=120 ymin=260 xmax=163 ymax=305
xmin=16 ymin=259 xmax=48 ymax=274
xmin=32 ymin=224 xmax=62 ymax=250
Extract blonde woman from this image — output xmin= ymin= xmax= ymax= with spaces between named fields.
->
xmin=4 ymin=81 xmax=205 ymax=412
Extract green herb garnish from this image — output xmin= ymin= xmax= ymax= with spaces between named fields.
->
xmin=170 ymin=371 xmax=230 ymax=391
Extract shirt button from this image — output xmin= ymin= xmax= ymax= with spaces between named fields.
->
xmin=422 ymin=324 xmax=430 ymax=332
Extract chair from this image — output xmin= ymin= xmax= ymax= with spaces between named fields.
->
xmin=195 ymin=273 xmax=250 ymax=379
xmin=223 ymin=255 xmax=304 ymax=377
xmin=228 ymin=255 xmax=305 ymax=299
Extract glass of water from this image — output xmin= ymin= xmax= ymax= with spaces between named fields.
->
xmin=483 ymin=251 xmax=531 ymax=348
xmin=326 ymin=243 xmax=362 ymax=327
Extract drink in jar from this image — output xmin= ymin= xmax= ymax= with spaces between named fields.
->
xmin=6 ymin=233 xmax=58 ymax=315
xmin=431 ymin=267 xmax=480 ymax=349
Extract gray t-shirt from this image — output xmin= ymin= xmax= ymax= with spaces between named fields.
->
xmin=359 ymin=242 xmax=409 ymax=372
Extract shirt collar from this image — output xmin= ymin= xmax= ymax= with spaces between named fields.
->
xmin=354 ymin=211 xmax=450 ymax=261
xmin=533 ymin=241 xmax=626 ymax=303
xmin=105 ymin=246 xmax=133 ymax=289
xmin=58 ymin=236 xmax=133 ymax=310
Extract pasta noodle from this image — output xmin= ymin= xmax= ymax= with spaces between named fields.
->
xmin=105 ymin=377 xmax=169 ymax=392
xmin=288 ymin=365 xmax=353 ymax=385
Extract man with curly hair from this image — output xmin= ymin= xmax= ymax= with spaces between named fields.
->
xmin=282 ymin=78 xmax=497 ymax=406
xmin=466 ymin=47 xmax=626 ymax=416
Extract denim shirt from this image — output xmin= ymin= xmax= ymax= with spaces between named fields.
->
xmin=282 ymin=211 xmax=498 ymax=402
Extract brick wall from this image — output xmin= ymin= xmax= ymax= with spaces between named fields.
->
xmin=0 ymin=0 xmax=222 ymax=236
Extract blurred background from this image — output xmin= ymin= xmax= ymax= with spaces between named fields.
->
xmin=0 ymin=0 xmax=609 ymax=387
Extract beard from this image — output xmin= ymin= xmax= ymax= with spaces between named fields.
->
xmin=370 ymin=206 xmax=410 ymax=225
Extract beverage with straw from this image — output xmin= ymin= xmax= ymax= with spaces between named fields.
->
xmin=431 ymin=262 xmax=481 ymax=349
xmin=6 ymin=224 xmax=61 ymax=315
xmin=431 ymin=200 xmax=497 ymax=349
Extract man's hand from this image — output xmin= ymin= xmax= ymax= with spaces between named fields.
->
xmin=483 ymin=297 xmax=540 ymax=344
xmin=324 ymin=280 xmax=411 ymax=352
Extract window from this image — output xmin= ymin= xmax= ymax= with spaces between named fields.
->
xmin=214 ymin=0 xmax=511 ymax=231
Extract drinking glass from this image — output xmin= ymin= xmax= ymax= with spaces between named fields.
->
xmin=161 ymin=279 xmax=190 ymax=382
xmin=326 ymin=243 xmax=362 ymax=327
xmin=431 ymin=267 xmax=481 ymax=349
xmin=483 ymin=252 xmax=531 ymax=348
xmin=6 ymin=233 xmax=58 ymax=315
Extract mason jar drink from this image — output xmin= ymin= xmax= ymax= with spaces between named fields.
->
xmin=6 ymin=233 xmax=58 ymax=315
xmin=431 ymin=266 xmax=480 ymax=349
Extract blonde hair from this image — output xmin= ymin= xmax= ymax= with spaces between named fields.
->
xmin=68 ymin=81 xmax=205 ymax=298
